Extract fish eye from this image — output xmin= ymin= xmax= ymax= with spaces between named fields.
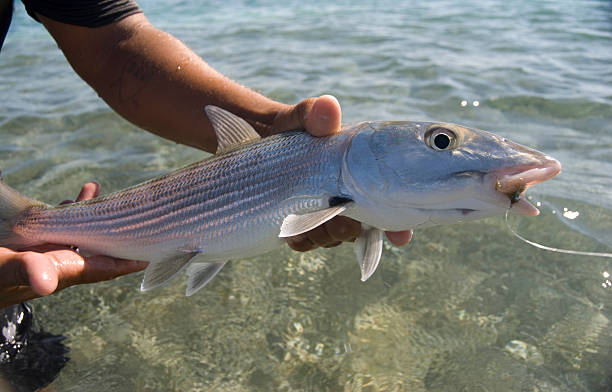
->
xmin=426 ymin=127 xmax=457 ymax=151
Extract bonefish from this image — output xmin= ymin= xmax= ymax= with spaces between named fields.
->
xmin=0 ymin=106 xmax=561 ymax=296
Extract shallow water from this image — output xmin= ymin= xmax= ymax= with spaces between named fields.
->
xmin=1 ymin=0 xmax=612 ymax=390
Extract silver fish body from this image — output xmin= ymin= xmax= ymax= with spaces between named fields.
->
xmin=0 ymin=106 xmax=561 ymax=295
xmin=12 ymin=131 xmax=350 ymax=263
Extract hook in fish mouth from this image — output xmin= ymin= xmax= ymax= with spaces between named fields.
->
xmin=492 ymin=158 xmax=562 ymax=216
xmin=510 ymin=189 xmax=524 ymax=203
xmin=496 ymin=182 xmax=526 ymax=204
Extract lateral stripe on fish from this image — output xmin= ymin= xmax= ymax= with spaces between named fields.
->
xmin=0 ymin=106 xmax=561 ymax=296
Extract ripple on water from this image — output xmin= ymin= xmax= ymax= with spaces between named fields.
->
xmin=2 ymin=0 xmax=612 ymax=390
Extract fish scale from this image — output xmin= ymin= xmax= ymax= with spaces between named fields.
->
xmin=11 ymin=130 xmax=347 ymax=262
xmin=0 ymin=106 xmax=561 ymax=295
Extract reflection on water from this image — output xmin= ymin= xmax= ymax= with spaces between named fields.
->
xmin=602 ymin=272 xmax=612 ymax=290
xmin=1 ymin=0 xmax=611 ymax=390
xmin=25 ymin=208 xmax=610 ymax=391
xmin=506 ymin=199 xmax=612 ymax=261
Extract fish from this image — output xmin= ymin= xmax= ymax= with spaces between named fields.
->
xmin=0 ymin=106 xmax=561 ymax=296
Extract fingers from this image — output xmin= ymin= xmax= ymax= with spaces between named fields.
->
xmin=272 ymin=97 xmax=414 ymax=253
xmin=0 ymin=286 xmax=42 ymax=308
xmin=285 ymin=233 xmax=315 ymax=252
xmin=286 ymin=220 xmax=414 ymax=252
xmin=42 ymin=249 xmax=148 ymax=289
xmin=20 ymin=251 xmax=59 ymax=296
xmin=285 ymin=216 xmax=360 ymax=252
xmin=303 ymin=95 xmax=342 ymax=136
xmin=59 ymin=181 xmax=100 ymax=205
xmin=76 ymin=181 xmax=100 ymax=201
xmin=0 ymin=249 xmax=59 ymax=297
xmin=67 ymin=256 xmax=149 ymax=286
xmin=272 ymin=95 xmax=342 ymax=137
xmin=0 ymin=181 xmax=143 ymax=309
xmin=0 ymin=245 xmax=149 ymax=309
xmin=385 ymin=230 xmax=413 ymax=246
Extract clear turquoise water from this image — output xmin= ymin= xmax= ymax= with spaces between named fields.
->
xmin=1 ymin=0 xmax=612 ymax=390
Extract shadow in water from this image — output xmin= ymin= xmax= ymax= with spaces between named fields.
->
xmin=0 ymin=303 xmax=69 ymax=392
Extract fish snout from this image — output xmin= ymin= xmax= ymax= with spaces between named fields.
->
xmin=488 ymin=157 xmax=562 ymax=216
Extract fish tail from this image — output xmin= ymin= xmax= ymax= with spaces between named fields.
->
xmin=0 ymin=173 xmax=45 ymax=247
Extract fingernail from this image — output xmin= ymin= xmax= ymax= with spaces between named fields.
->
xmin=320 ymin=94 xmax=339 ymax=104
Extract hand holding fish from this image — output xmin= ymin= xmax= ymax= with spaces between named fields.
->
xmin=4 ymin=11 xmax=559 ymax=306
xmin=0 ymin=105 xmax=561 ymax=299
xmin=31 ymin=14 xmax=413 ymax=255
xmin=0 ymin=183 xmax=148 ymax=308
xmin=270 ymin=95 xmax=413 ymax=251
xmin=0 ymin=96 xmax=412 ymax=308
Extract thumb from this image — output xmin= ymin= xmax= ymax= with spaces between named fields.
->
xmin=272 ymin=95 xmax=342 ymax=137
xmin=385 ymin=230 xmax=413 ymax=246
xmin=0 ymin=251 xmax=59 ymax=296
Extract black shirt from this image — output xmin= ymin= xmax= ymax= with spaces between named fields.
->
xmin=0 ymin=0 xmax=142 ymax=52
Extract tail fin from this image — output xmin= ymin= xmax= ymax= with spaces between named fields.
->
xmin=0 ymin=173 xmax=46 ymax=247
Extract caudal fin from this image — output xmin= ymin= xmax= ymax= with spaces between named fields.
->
xmin=0 ymin=173 xmax=46 ymax=247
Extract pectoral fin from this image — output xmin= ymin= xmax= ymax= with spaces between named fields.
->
xmin=185 ymin=262 xmax=228 ymax=296
xmin=279 ymin=204 xmax=351 ymax=238
xmin=354 ymin=224 xmax=383 ymax=281
xmin=141 ymin=252 xmax=199 ymax=291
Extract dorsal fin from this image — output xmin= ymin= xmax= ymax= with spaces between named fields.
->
xmin=204 ymin=106 xmax=261 ymax=154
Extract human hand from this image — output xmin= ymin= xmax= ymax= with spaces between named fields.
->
xmin=0 ymin=182 xmax=148 ymax=309
xmin=270 ymin=95 xmax=414 ymax=251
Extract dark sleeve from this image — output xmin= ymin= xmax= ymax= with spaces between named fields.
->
xmin=21 ymin=0 xmax=142 ymax=27
xmin=0 ymin=0 xmax=13 ymax=51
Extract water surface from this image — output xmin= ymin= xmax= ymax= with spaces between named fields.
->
xmin=1 ymin=0 xmax=611 ymax=390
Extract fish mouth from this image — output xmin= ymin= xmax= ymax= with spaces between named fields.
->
xmin=489 ymin=157 xmax=562 ymax=216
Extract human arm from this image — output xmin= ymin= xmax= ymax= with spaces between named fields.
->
xmin=35 ymin=11 xmax=413 ymax=250
xmin=37 ymin=12 xmax=299 ymax=152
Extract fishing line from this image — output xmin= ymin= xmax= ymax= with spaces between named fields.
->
xmin=505 ymin=210 xmax=612 ymax=258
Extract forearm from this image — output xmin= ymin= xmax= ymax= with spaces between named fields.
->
xmin=39 ymin=13 xmax=287 ymax=152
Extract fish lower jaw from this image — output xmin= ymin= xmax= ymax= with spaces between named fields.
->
xmin=346 ymin=200 xmax=508 ymax=231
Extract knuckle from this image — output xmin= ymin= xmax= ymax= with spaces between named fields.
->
xmin=14 ymin=252 xmax=36 ymax=285
xmin=326 ymin=217 xmax=361 ymax=241
xmin=18 ymin=251 xmax=40 ymax=264
xmin=322 ymin=241 xmax=342 ymax=248
xmin=306 ymin=226 xmax=332 ymax=247
xmin=298 ymin=98 xmax=316 ymax=121
xmin=286 ymin=235 xmax=316 ymax=252
xmin=19 ymin=251 xmax=35 ymax=259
